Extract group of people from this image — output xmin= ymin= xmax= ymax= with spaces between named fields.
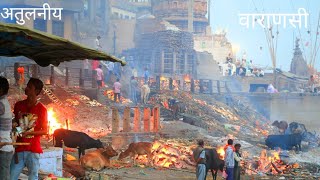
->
xmin=88 ymin=61 xmax=123 ymax=103
xmin=234 ymin=59 xmax=253 ymax=77
xmin=193 ymin=139 xmax=242 ymax=180
xmin=130 ymin=67 xmax=151 ymax=104
xmin=0 ymin=76 xmax=48 ymax=180
xmin=221 ymin=53 xmax=264 ymax=77
xmin=93 ymin=60 xmax=152 ymax=105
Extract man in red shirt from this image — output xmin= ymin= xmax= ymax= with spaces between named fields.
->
xmin=10 ymin=78 xmax=48 ymax=180
xmin=95 ymin=65 xmax=104 ymax=88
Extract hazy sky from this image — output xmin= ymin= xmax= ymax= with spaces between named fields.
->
xmin=210 ymin=0 xmax=320 ymax=71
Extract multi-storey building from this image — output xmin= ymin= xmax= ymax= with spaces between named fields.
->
xmin=151 ymin=0 xmax=208 ymax=34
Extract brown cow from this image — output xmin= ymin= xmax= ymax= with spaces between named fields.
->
xmin=118 ymin=142 xmax=153 ymax=165
xmin=80 ymin=145 xmax=118 ymax=171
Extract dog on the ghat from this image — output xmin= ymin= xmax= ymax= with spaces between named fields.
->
xmin=141 ymin=84 xmax=150 ymax=104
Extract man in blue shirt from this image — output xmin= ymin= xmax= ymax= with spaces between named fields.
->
xmin=225 ymin=139 xmax=235 ymax=180
xmin=144 ymin=68 xmax=149 ymax=84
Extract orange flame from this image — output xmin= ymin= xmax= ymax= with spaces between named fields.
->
xmin=217 ymin=147 xmax=225 ymax=160
xmin=184 ymin=74 xmax=191 ymax=83
xmin=103 ymin=90 xmax=131 ymax=103
xmin=47 ymin=108 xmax=67 ymax=135
xmin=268 ymin=151 xmax=280 ymax=162
xmin=160 ymin=76 xmax=167 ymax=81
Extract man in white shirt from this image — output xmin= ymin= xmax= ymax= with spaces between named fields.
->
xmin=83 ymin=59 xmax=90 ymax=77
xmin=0 ymin=77 xmax=14 ymax=180
xmin=258 ymin=69 xmax=264 ymax=77
xmin=95 ymin=36 xmax=102 ymax=50
xmin=131 ymin=66 xmax=137 ymax=78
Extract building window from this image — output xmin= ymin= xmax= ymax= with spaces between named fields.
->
xmin=187 ymin=54 xmax=194 ymax=74
xmin=52 ymin=21 xmax=64 ymax=37
xmin=176 ymin=51 xmax=185 ymax=74
xmin=154 ymin=51 xmax=161 ymax=74
xmin=34 ymin=19 xmax=47 ymax=32
xmin=164 ymin=50 xmax=173 ymax=74
xmin=125 ymin=15 xmax=129 ymax=19
xmin=173 ymin=1 xmax=178 ymax=8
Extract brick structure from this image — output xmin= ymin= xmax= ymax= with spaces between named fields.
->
xmin=124 ymin=29 xmax=197 ymax=78
xmin=152 ymin=0 xmax=208 ymax=34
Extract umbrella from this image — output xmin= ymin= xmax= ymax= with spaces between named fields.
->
xmin=0 ymin=22 xmax=126 ymax=67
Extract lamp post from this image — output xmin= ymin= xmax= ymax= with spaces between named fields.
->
xmin=113 ymin=24 xmax=116 ymax=55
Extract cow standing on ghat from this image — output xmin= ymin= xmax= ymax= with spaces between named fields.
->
xmin=205 ymin=148 xmax=225 ymax=180
xmin=141 ymin=84 xmax=150 ymax=104
xmin=53 ymin=129 xmax=104 ymax=159
xmin=265 ymin=133 xmax=302 ymax=151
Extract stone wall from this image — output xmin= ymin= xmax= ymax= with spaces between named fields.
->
xmin=248 ymin=93 xmax=320 ymax=132
xmin=194 ymin=33 xmax=233 ymax=64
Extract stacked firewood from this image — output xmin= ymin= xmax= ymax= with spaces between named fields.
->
xmin=137 ymin=30 xmax=194 ymax=51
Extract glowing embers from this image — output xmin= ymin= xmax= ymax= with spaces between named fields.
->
xmin=103 ymin=90 xmax=132 ymax=104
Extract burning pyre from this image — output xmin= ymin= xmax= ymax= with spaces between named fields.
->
xmin=47 ymin=107 xmax=68 ymax=135
xmin=242 ymin=149 xmax=307 ymax=177
xmin=113 ymin=139 xmax=320 ymax=179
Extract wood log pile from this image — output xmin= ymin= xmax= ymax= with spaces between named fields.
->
xmin=137 ymin=30 xmax=194 ymax=51
xmin=112 ymin=139 xmax=196 ymax=170
xmin=149 ymin=90 xmax=272 ymax=138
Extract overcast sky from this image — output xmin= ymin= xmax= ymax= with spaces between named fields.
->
xmin=210 ymin=0 xmax=320 ymax=71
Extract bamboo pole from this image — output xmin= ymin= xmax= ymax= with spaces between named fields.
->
xmin=311 ymin=12 xmax=320 ymax=68
xmin=133 ymin=107 xmax=141 ymax=132
xmin=153 ymin=106 xmax=160 ymax=132
xmin=112 ymin=107 xmax=119 ymax=133
xmin=143 ymin=108 xmax=151 ymax=132
xmin=123 ymin=107 xmax=131 ymax=132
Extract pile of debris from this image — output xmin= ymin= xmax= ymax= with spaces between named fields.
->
xmin=136 ymin=30 xmax=194 ymax=50
xmin=150 ymin=90 xmax=271 ymax=139
xmin=113 ymin=139 xmax=195 ymax=170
